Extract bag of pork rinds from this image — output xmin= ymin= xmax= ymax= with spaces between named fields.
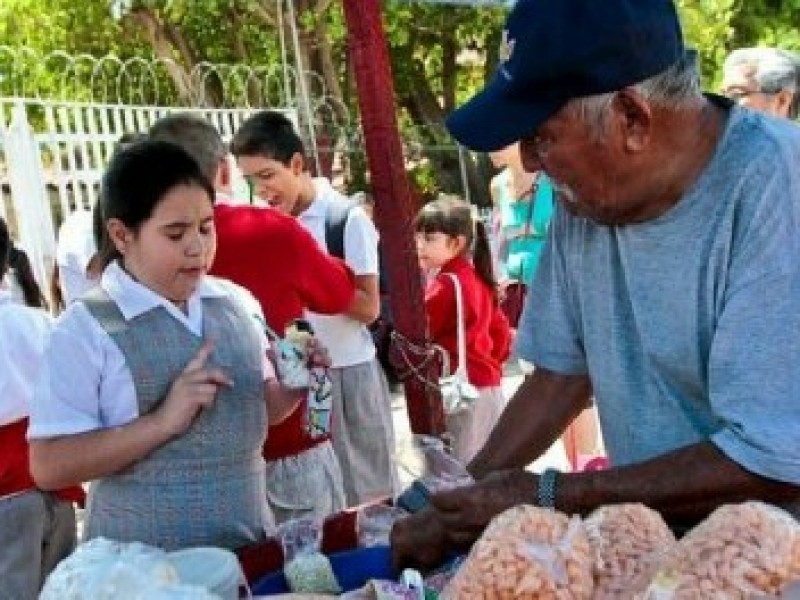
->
xmin=643 ymin=501 xmax=800 ymax=599
xmin=441 ymin=505 xmax=595 ymax=599
xmin=583 ymin=503 xmax=677 ymax=599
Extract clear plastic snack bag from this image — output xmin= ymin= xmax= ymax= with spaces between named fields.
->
xmin=643 ymin=501 xmax=800 ymax=599
xmin=583 ymin=503 xmax=676 ymax=599
xmin=274 ymin=319 xmax=314 ymax=390
xmin=39 ymin=538 xmax=222 ymax=600
xmin=441 ymin=505 xmax=595 ymax=599
xmin=279 ymin=516 xmax=341 ymax=595
xmin=357 ymin=504 xmax=410 ymax=548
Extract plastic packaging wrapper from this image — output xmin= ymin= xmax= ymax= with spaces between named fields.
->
xmin=394 ymin=435 xmax=474 ymax=514
xmin=280 ymin=517 xmax=342 ymax=595
xmin=261 ymin=595 xmax=336 ymax=599
xmin=413 ymin=435 xmax=473 ymax=493
xmin=442 ymin=505 xmax=595 ymax=599
xmin=584 ymin=503 xmax=676 ymax=598
xmin=644 ymin=501 xmax=800 ymax=599
xmin=338 ymin=580 xmax=422 ymax=600
xmin=357 ymin=504 xmax=410 ymax=548
xmin=39 ymin=538 xmax=222 ymax=599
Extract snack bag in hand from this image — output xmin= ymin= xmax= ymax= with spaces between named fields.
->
xmin=284 ymin=319 xmax=333 ymax=438
xmin=276 ymin=320 xmax=314 ymax=389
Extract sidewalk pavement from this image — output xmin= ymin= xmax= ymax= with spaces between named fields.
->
xmin=390 ymin=360 xmax=571 ymax=488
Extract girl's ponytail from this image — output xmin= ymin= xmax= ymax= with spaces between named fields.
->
xmin=9 ymin=246 xmax=48 ymax=310
xmin=472 ymin=218 xmax=498 ymax=303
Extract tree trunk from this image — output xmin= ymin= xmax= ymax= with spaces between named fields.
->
xmin=394 ymin=43 xmax=491 ymax=206
xmin=126 ymin=8 xmax=194 ymax=104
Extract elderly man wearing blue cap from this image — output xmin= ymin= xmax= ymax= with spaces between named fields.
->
xmin=392 ymin=0 xmax=800 ymax=567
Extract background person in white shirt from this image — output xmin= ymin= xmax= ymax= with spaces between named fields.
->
xmin=231 ymin=111 xmax=398 ymax=506
xmin=53 ymin=133 xmax=148 ymax=309
xmin=53 ymin=209 xmax=97 ymax=306
xmin=0 ymin=216 xmax=82 ymax=599
xmin=28 ymin=140 xmax=318 ymax=551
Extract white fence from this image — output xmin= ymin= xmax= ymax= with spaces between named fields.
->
xmin=0 ymin=49 xmax=348 ymax=303
xmin=0 ymin=99 xmax=271 ymax=298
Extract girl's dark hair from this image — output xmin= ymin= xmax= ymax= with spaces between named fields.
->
xmin=0 ymin=217 xmax=47 ymax=309
xmin=87 ymin=199 xmax=116 ymax=277
xmin=414 ymin=197 xmax=498 ymax=299
xmin=99 ymin=139 xmax=215 ymax=268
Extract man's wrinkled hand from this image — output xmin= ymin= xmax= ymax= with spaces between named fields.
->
xmin=431 ymin=469 xmax=536 ymax=542
xmin=390 ymin=507 xmax=448 ymax=570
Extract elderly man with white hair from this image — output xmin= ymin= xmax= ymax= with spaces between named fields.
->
xmin=722 ymin=47 xmax=800 ymax=120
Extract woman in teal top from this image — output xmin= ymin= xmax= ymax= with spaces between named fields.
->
xmin=492 ymin=166 xmax=555 ymax=286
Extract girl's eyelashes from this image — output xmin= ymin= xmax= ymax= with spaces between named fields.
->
xmin=165 ymin=225 xmax=214 ymax=242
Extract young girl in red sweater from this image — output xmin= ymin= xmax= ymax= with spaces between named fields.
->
xmin=415 ymin=197 xmax=511 ymax=464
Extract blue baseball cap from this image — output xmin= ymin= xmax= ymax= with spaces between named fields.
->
xmin=446 ymin=0 xmax=686 ymax=152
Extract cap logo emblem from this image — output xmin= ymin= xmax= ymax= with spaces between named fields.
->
xmin=499 ymin=29 xmax=515 ymax=64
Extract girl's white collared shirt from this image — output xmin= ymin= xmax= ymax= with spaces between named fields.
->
xmin=0 ymin=290 xmax=53 ymax=426
xmin=28 ymin=262 xmax=272 ymax=440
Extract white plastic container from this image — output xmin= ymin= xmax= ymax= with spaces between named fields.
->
xmin=168 ymin=547 xmax=248 ymax=600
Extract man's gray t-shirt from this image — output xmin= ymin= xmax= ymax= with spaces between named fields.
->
xmin=516 ymin=104 xmax=800 ymax=484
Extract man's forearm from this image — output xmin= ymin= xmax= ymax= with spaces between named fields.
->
xmin=468 ymin=368 xmax=592 ymax=479
xmin=559 ymin=442 xmax=800 ymax=524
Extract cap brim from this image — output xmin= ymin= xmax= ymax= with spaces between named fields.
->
xmin=446 ymin=80 xmax=564 ymax=153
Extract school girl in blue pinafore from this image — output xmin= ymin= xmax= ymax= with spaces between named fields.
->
xmin=28 ymin=140 xmax=303 ymax=551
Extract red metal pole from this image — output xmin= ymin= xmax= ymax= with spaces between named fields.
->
xmin=341 ymin=0 xmax=445 ymax=436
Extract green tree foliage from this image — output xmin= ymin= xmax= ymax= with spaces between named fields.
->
xmin=2 ymin=0 xmax=793 ymax=106
xmin=0 ymin=0 xmax=794 ymax=196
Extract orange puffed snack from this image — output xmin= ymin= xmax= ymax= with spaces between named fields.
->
xmin=644 ymin=501 xmax=800 ymax=599
xmin=584 ymin=503 xmax=676 ymax=599
xmin=442 ymin=505 xmax=594 ymax=599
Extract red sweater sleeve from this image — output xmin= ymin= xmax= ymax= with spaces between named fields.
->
xmin=292 ymin=224 xmax=356 ymax=315
xmin=488 ymin=306 xmax=512 ymax=363
xmin=424 ymin=274 xmax=457 ymax=342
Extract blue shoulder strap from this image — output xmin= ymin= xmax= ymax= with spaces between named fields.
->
xmin=323 ymin=197 xmax=360 ymax=260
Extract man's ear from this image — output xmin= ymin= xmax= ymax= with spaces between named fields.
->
xmin=774 ymin=89 xmax=794 ymax=119
xmin=106 ymin=218 xmax=131 ymax=256
xmin=614 ymin=89 xmax=653 ymax=152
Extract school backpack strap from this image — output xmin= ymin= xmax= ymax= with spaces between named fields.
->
xmin=323 ymin=197 xmax=362 ymax=260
